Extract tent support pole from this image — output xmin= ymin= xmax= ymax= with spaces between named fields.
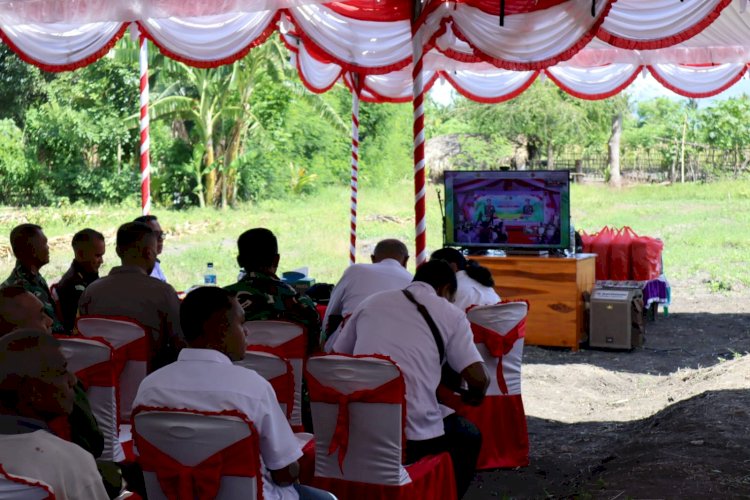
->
xmin=138 ymin=26 xmax=151 ymax=216
xmin=411 ymin=0 xmax=427 ymax=266
xmin=350 ymin=74 xmax=361 ymax=265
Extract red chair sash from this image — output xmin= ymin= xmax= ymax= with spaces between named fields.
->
xmin=133 ymin=408 xmax=261 ymax=500
xmin=74 ymin=346 xmax=116 ymax=390
xmin=268 ymin=371 xmax=295 ymax=419
xmin=470 ymin=317 xmax=526 ymax=395
xmin=306 ymin=371 xmax=404 ymax=472
xmin=247 ymin=331 xmax=306 ymax=360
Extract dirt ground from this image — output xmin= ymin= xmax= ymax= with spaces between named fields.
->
xmin=468 ymin=277 xmax=750 ymax=499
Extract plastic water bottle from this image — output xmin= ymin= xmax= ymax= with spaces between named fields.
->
xmin=569 ymin=221 xmax=576 ymax=256
xmin=204 ymin=262 xmax=217 ymax=286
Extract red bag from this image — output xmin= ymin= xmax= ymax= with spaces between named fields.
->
xmin=632 ymin=236 xmax=663 ymax=280
xmin=580 ymin=230 xmax=594 ymax=253
xmin=589 ymin=226 xmax=615 ymax=280
xmin=609 ymin=226 xmax=637 ymax=281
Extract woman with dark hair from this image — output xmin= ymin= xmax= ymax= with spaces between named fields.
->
xmin=430 ymin=247 xmax=501 ymax=311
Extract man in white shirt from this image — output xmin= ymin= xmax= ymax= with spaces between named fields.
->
xmin=430 ymin=247 xmax=500 ymax=311
xmin=322 ymin=238 xmax=411 ymax=349
xmin=0 ymin=329 xmax=109 ymax=500
xmin=134 ymin=215 xmax=168 ymax=282
xmin=332 ymin=260 xmax=489 ymax=499
xmin=133 ymin=286 xmax=331 ymax=500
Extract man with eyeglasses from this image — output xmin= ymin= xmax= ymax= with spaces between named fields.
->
xmin=134 ymin=215 xmax=168 ymax=283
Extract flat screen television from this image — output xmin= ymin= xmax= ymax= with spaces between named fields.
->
xmin=444 ymin=170 xmax=571 ymax=251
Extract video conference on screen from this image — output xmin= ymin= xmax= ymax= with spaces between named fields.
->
xmin=451 ymin=176 xmax=566 ymax=247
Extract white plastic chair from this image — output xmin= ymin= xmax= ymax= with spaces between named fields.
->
xmin=243 ymin=321 xmax=306 ymax=431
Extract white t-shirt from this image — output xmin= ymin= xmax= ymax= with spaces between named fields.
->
xmin=133 ymin=348 xmax=303 ymax=500
xmin=453 ymin=270 xmax=501 ymax=312
xmin=332 ymin=282 xmax=482 ymax=441
xmin=0 ymin=430 xmax=108 ymax=500
xmin=150 ymin=260 xmax=167 ymax=283
xmin=323 ymin=259 xmax=412 ymax=350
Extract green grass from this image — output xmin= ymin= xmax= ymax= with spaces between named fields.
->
xmin=1 ymin=178 xmax=748 ymax=292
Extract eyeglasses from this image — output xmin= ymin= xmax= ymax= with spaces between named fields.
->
xmin=155 ymin=231 xmax=166 ymax=241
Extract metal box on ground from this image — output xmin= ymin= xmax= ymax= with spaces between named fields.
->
xmin=589 ymin=287 xmax=644 ymax=349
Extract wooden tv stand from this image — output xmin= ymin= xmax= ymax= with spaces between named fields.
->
xmin=471 ymin=253 xmax=596 ymax=350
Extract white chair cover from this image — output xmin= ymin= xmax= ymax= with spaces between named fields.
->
xmin=76 ymin=316 xmax=148 ymax=423
xmin=133 ymin=411 xmax=260 ymax=500
xmin=58 ymin=337 xmax=125 ymax=462
xmin=234 ymin=350 xmax=292 ymax=419
xmin=467 ymin=302 xmax=528 ymax=397
xmin=306 ymin=355 xmax=411 ymax=485
xmin=244 ymin=320 xmax=306 ymax=430
xmin=0 ymin=468 xmax=54 ymax=500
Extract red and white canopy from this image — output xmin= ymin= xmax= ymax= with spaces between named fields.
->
xmin=1 ymin=0 xmax=749 ymax=100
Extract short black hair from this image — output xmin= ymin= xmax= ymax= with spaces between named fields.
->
xmin=413 ymin=260 xmax=457 ymax=295
xmin=133 ymin=215 xmax=158 ymax=224
xmin=237 ymin=228 xmax=278 ymax=270
xmin=72 ymin=228 xmax=104 ymax=249
xmin=0 ymin=286 xmax=32 ymax=337
xmin=430 ymin=247 xmax=466 ymax=270
xmin=9 ymin=224 xmax=42 ymax=256
xmin=116 ymin=222 xmax=154 ymax=250
xmin=180 ymin=287 xmax=237 ymax=343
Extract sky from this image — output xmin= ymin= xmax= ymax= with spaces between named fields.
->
xmin=429 ymin=72 xmax=750 ymax=107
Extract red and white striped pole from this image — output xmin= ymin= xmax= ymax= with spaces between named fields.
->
xmin=349 ymin=75 xmax=361 ymax=265
xmin=138 ymin=28 xmax=151 ymax=216
xmin=411 ymin=4 xmax=427 ymax=266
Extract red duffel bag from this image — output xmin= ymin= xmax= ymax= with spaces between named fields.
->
xmin=632 ymin=236 xmax=663 ymax=280
xmin=590 ymin=226 xmax=615 ymax=280
xmin=580 ymin=230 xmax=595 ymax=253
xmin=609 ymin=226 xmax=637 ymax=281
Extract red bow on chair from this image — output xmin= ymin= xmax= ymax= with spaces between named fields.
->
xmin=134 ymin=425 xmax=260 ymax=500
xmin=306 ymin=372 xmax=404 ymax=473
xmin=247 ymin=332 xmax=306 ymax=360
xmin=470 ymin=317 xmax=526 ymax=395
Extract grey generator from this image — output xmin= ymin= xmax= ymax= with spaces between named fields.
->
xmin=589 ymin=287 xmax=644 ymax=349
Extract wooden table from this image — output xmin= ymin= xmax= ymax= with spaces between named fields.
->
xmin=472 ymin=253 xmax=596 ymax=350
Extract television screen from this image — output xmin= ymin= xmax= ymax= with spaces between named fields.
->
xmin=444 ymin=170 xmax=571 ymax=250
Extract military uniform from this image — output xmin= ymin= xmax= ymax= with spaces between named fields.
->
xmin=225 ymin=271 xmax=321 ymax=354
xmin=2 ymin=263 xmax=64 ymax=333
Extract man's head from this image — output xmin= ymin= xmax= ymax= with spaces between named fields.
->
xmin=0 ymin=329 xmax=76 ymax=420
xmin=413 ymin=260 xmax=457 ymax=302
xmin=0 ymin=286 xmax=53 ymax=336
xmin=115 ymin=222 xmax=157 ymax=274
xmin=10 ymin=224 xmax=49 ymax=271
xmin=133 ymin=215 xmax=164 ymax=256
xmin=237 ymin=228 xmax=279 ymax=274
xmin=180 ymin=287 xmax=246 ymax=362
xmin=371 ymin=239 xmax=409 ymax=267
xmin=429 ymin=247 xmax=466 ymax=273
xmin=72 ymin=228 xmax=105 ymax=275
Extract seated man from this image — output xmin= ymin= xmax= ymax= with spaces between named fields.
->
xmin=430 ymin=247 xmax=500 ymax=311
xmin=133 ymin=287 xmax=331 ymax=500
xmin=0 ymin=329 xmax=109 ymax=499
xmin=56 ymin=228 xmax=106 ymax=332
xmin=333 ymin=260 xmax=489 ymax=499
xmin=2 ymin=223 xmax=63 ymax=333
xmin=225 ymin=228 xmax=321 ymax=354
xmin=0 ymin=286 xmax=105 ymax=466
xmin=322 ymin=238 xmax=412 ymax=349
xmin=133 ymin=215 xmax=168 ymax=282
xmin=78 ymin=222 xmax=183 ymax=371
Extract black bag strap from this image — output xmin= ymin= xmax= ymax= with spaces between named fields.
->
xmin=402 ymin=289 xmax=445 ymax=365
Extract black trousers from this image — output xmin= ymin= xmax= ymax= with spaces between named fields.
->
xmin=405 ymin=414 xmax=482 ymax=499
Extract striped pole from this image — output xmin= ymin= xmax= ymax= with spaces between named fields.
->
xmin=350 ymin=75 xmax=361 ymax=265
xmin=411 ymin=4 xmax=427 ymax=266
xmin=138 ymin=30 xmax=151 ymax=216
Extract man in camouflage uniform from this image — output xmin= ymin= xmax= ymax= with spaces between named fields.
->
xmin=2 ymin=224 xmax=64 ymax=333
xmin=224 ymin=227 xmax=321 ymax=354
